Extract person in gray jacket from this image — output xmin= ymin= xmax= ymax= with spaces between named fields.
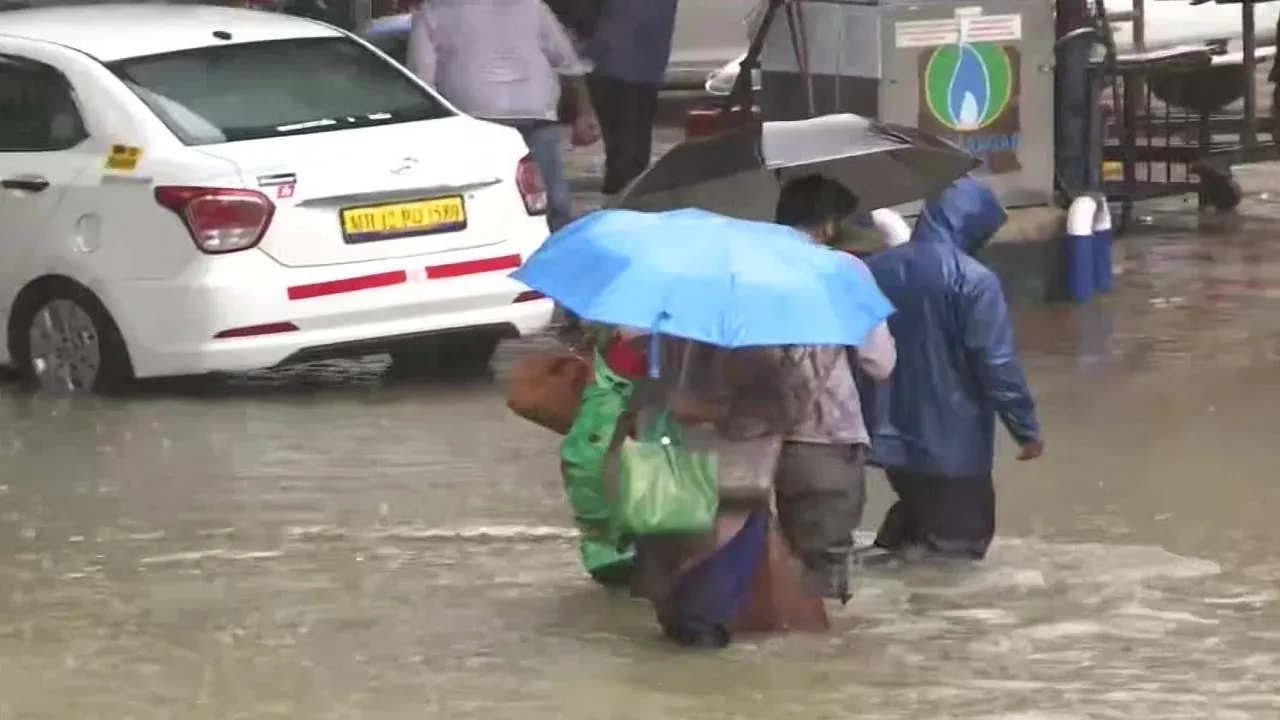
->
xmin=772 ymin=175 xmax=897 ymax=602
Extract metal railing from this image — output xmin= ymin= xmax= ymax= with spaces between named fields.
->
xmin=1088 ymin=0 xmax=1279 ymax=231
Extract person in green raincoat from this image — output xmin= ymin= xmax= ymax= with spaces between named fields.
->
xmin=559 ymin=324 xmax=647 ymax=585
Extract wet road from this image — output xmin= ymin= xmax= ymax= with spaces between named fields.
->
xmin=4 ymin=193 xmax=1280 ymax=718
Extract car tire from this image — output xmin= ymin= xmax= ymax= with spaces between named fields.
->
xmin=8 ymin=280 xmax=134 ymax=394
xmin=388 ymin=335 xmax=501 ymax=374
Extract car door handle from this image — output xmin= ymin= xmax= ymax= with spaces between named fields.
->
xmin=1 ymin=176 xmax=50 ymax=193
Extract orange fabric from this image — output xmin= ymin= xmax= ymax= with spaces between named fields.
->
xmin=726 ymin=517 xmax=830 ymax=634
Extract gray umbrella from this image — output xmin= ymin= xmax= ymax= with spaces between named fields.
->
xmin=613 ymin=113 xmax=980 ymax=221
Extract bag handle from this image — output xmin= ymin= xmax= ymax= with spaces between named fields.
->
xmin=568 ymin=324 xmax=611 ymax=355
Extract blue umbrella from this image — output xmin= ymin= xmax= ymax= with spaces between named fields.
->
xmin=512 ymin=208 xmax=894 ymax=349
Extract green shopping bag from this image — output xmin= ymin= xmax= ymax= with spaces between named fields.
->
xmin=615 ymin=408 xmax=719 ymax=535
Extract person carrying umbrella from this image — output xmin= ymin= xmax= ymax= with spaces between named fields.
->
xmin=512 ymin=208 xmax=895 ymax=644
xmin=769 ymin=175 xmax=896 ymax=601
xmin=861 ymin=177 xmax=1044 ymax=564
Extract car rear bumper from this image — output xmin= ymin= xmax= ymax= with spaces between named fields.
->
xmin=107 ymin=248 xmax=553 ymax=378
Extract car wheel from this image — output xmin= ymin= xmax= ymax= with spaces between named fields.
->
xmin=8 ymin=282 xmax=133 ymax=394
xmin=388 ymin=335 xmax=501 ymax=373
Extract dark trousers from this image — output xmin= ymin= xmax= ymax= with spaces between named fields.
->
xmin=587 ymin=73 xmax=660 ymax=195
xmin=774 ymin=442 xmax=867 ymax=600
xmin=874 ymin=470 xmax=996 ymax=561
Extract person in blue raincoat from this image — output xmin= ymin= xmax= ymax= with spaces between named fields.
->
xmin=862 ymin=177 xmax=1044 ymax=563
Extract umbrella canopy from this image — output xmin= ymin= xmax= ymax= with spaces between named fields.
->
xmin=614 ymin=113 xmax=980 ymax=221
xmin=511 ymin=208 xmax=894 ymax=349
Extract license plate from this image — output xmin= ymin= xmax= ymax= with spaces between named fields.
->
xmin=340 ymin=196 xmax=467 ymax=243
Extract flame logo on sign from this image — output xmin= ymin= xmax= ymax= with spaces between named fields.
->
xmin=923 ymin=42 xmax=1013 ymax=131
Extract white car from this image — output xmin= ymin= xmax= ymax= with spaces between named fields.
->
xmin=0 ymin=4 xmax=555 ymax=393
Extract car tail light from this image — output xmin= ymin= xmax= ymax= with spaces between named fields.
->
xmin=515 ymin=154 xmax=548 ymax=216
xmin=154 ymin=186 xmax=275 ymax=254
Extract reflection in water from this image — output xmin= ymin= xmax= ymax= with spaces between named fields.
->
xmin=2 ymin=206 xmax=1280 ymax=717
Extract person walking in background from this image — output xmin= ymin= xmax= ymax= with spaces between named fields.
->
xmin=862 ymin=177 xmax=1043 ymax=565
xmin=406 ymin=0 xmax=599 ymax=231
xmin=587 ymin=0 xmax=679 ymax=197
xmin=771 ymin=175 xmax=896 ymax=601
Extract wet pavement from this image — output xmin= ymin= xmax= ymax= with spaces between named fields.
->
xmin=4 ymin=182 xmax=1280 ymax=718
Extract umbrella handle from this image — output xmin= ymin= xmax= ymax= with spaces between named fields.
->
xmin=648 ymin=329 xmax=662 ymax=379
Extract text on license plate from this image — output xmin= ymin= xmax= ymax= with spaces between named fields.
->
xmin=340 ymin=196 xmax=467 ymax=243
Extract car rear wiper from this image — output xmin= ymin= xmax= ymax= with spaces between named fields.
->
xmin=272 ymin=112 xmax=396 ymax=133
xmin=275 ymin=118 xmax=340 ymax=133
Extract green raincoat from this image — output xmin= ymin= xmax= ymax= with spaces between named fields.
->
xmin=560 ymin=341 xmax=636 ymax=583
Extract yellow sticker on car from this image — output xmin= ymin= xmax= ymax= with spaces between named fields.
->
xmin=105 ymin=144 xmax=143 ymax=172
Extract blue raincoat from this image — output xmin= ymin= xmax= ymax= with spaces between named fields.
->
xmin=865 ymin=178 xmax=1040 ymax=479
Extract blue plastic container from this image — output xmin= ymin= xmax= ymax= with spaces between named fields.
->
xmin=1092 ymin=227 xmax=1114 ymax=294
xmin=1064 ymin=231 xmax=1095 ymax=303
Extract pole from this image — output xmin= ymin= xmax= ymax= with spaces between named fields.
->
xmin=1125 ymin=0 xmax=1146 ymax=120
xmin=1242 ymin=0 xmax=1258 ymax=148
xmin=725 ymin=0 xmax=785 ymax=112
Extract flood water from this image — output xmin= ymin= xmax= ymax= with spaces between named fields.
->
xmin=3 ymin=193 xmax=1280 ymax=719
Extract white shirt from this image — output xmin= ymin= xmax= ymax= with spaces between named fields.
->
xmin=407 ymin=0 xmax=590 ymax=122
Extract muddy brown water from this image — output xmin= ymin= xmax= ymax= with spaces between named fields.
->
xmin=2 ymin=199 xmax=1280 ymax=719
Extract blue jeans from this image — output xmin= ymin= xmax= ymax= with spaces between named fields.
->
xmin=499 ymin=120 xmax=572 ymax=232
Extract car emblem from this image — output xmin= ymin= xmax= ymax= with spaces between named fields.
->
xmin=391 ymin=158 xmax=419 ymax=175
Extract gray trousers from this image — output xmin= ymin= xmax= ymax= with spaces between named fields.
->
xmin=774 ymin=441 xmax=868 ymax=595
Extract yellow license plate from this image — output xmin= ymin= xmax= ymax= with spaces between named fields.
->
xmin=340 ymin=196 xmax=467 ymax=243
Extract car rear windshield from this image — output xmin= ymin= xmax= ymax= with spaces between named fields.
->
xmin=107 ymin=36 xmax=453 ymax=145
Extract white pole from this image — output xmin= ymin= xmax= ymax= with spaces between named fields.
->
xmin=870 ymin=209 xmax=912 ymax=247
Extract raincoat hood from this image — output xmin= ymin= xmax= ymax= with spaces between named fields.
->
xmin=912 ymin=176 xmax=1007 ymax=255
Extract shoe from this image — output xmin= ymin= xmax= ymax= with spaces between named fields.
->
xmin=853 ymin=546 xmax=903 ymax=569
xmin=664 ymin=622 xmax=731 ymax=649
